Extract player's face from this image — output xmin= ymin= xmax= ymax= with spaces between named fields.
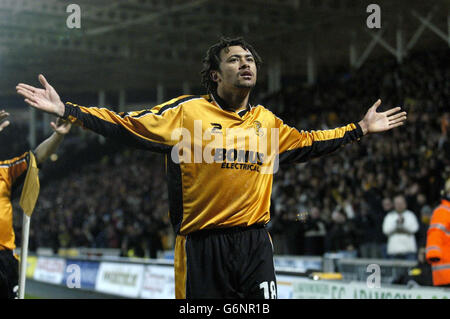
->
xmin=214 ymin=45 xmax=257 ymax=91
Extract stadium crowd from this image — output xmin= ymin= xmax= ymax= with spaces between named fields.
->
xmin=267 ymin=48 xmax=449 ymax=259
xmin=6 ymin=47 xmax=449 ymax=261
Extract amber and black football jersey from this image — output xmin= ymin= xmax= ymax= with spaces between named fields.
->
xmin=63 ymin=93 xmax=363 ymax=235
xmin=0 ymin=152 xmax=29 ymax=250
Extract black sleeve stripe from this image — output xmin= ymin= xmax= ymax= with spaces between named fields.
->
xmin=279 ymin=127 xmax=363 ymax=164
xmin=155 ymin=95 xmax=203 ymax=116
xmin=64 ymin=103 xmax=172 ymax=153
xmin=64 ymin=103 xmax=120 ymax=135
xmin=115 ymin=95 xmax=203 ymax=119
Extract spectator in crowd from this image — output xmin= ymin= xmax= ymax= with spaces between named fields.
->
xmin=380 ymin=197 xmax=393 ymax=258
xmin=302 ymin=206 xmax=326 ymax=256
xmin=280 ymin=201 xmax=304 ymax=255
xmin=382 ymin=194 xmax=419 ymax=260
xmin=120 ymin=223 xmax=146 ymax=258
xmin=354 ymin=201 xmax=383 ymax=258
xmin=381 ymin=197 xmax=394 ymax=215
xmin=416 ymin=193 xmax=433 ymax=249
xmin=325 ymin=209 xmax=358 ymax=255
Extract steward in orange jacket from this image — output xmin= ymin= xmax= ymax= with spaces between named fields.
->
xmin=426 ymin=178 xmax=450 ymax=287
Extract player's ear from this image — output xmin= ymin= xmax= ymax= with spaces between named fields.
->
xmin=210 ymin=71 xmax=219 ymax=83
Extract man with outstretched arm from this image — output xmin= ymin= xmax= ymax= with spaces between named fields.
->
xmin=0 ymin=115 xmax=71 ymax=299
xmin=16 ymin=37 xmax=406 ymax=299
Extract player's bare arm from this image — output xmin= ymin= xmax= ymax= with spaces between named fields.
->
xmin=34 ymin=117 xmax=71 ymax=165
xmin=358 ymin=99 xmax=407 ymax=135
xmin=0 ymin=110 xmax=10 ymax=132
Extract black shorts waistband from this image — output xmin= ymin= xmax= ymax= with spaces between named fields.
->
xmin=187 ymin=224 xmax=266 ymax=238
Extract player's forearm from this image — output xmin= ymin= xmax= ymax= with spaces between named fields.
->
xmin=34 ymin=131 xmax=64 ymax=164
xmin=62 ymin=102 xmax=163 ymax=150
xmin=63 ymin=102 xmax=127 ymax=137
xmin=288 ymin=123 xmax=364 ymax=163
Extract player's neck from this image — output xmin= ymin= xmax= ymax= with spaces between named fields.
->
xmin=215 ymin=87 xmax=251 ymax=111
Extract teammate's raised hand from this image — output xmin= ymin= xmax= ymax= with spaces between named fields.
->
xmin=16 ymin=74 xmax=65 ymax=117
xmin=50 ymin=117 xmax=72 ymax=135
xmin=358 ymin=99 xmax=407 ymax=135
xmin=0 ymin=110 xmax=10 ymax=132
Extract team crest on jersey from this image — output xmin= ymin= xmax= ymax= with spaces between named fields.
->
xmin=253 ymin=121 xmax=264 ymax=136
xmin=210 ymin=123 xmax=222 ymax=134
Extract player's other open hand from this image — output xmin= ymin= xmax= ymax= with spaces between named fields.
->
xmin=51 ymin=117 xmax=72 ymax=135
xmin=16 ymin=74 xmax=65 ymax=117
xmin=358 ymin=99 xmax=407 ymax=135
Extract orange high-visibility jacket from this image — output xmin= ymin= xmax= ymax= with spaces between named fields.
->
xmin=426 ymin=199 xmax=450 ymax=286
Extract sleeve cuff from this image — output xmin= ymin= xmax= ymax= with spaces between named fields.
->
xmin=354 ymin=122 xmax=364 ymax=139
xmin=62 ymin=102 xmax=80 ymax=125
xmin=426 ymin=249 xmax=442 ymax=262
xmin=62 ymin=102 xmax=71 ymax=119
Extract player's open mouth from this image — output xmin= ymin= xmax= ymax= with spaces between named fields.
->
xmin=239 ymin=71 xmax=253 ymax=77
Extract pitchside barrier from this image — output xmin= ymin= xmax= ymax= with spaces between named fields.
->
xmin=19 ymin=252 xmax=450 ymax=299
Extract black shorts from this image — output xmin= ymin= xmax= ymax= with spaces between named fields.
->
xmin=0 ymin=250 xmax=19 ymax=299
xmin=175 ymin=224 xmax=277 ymax=299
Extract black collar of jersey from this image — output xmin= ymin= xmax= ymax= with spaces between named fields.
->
xmin=210 ymin=91 xmax=251 ymax=118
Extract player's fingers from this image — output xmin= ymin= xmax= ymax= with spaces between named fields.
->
xmin=16 ymin=88 xmax=35 ymax=100
xmin=24 ymin=98 xmax=39 ymax=108
xmin=16 ymin=83 xmax=37 ymax=93
xmin=371 ymin=99 xmax=381 ymax=110
xmin=388 ymin=112 xmax=407 ymax=121
xmin=39 ymin=74 xmax=50 ymax=89
xmin=16 ymin=87 xmax=32 ymax=96
xmin=385 ymin=107 xmax=402 ymax=116
xmin=390 ymin=120 xmax=405 ymax=128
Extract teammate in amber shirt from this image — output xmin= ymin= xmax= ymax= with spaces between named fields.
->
xmin=0 ymin=112 xmax=71 ymax=298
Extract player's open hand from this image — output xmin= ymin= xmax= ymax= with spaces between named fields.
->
xmin=16 ymin=74 xmax=65 ymax=117
xmin=51 ymin=117 xmax=72 ymax=135
xmin=0 ymin=110 xmax=10 ymax=132
xmin=358 ymin=99 xmax=407 ymax=135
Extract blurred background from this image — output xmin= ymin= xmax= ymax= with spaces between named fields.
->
xmin=1 ymin=0 xmax=449 ymax=298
